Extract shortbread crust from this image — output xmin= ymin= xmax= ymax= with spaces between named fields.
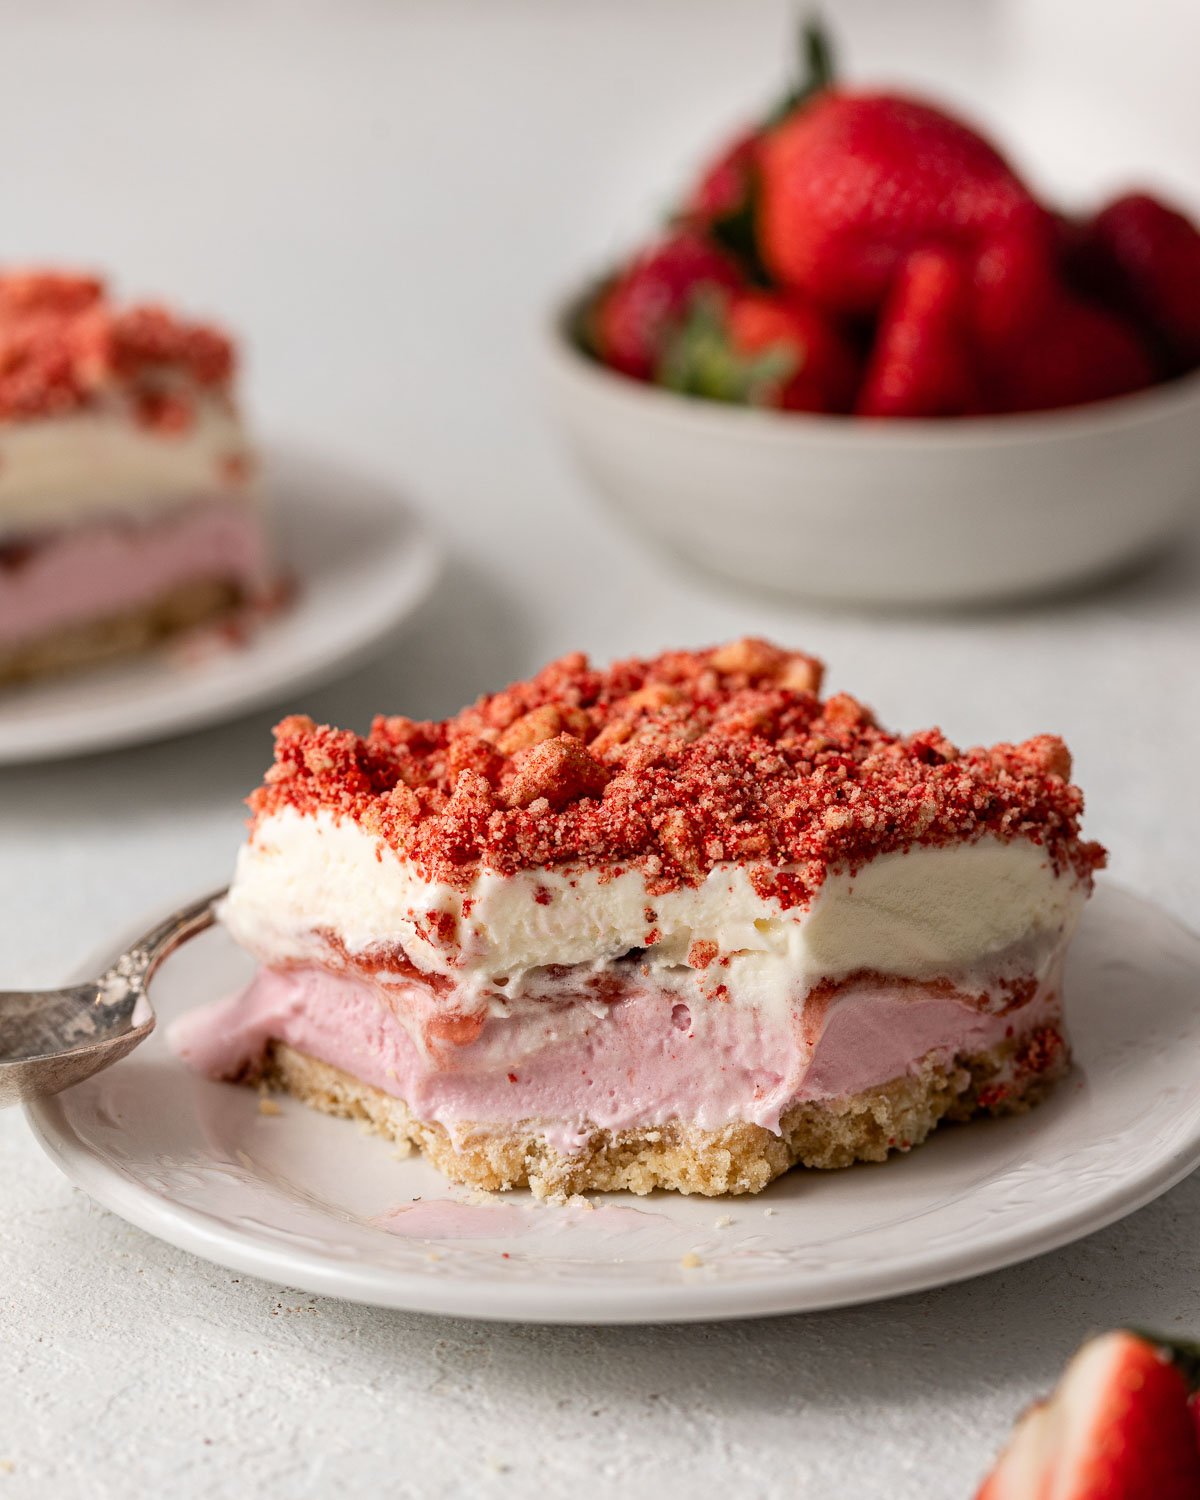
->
xmin=262 ymin=1025 xmax=1068 ymax=1198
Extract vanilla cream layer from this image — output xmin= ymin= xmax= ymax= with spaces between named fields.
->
xmin=0 ymin=396 xmax=255 ymax=533
xmin=221 ymin=807 xmax=1087 ymax=1016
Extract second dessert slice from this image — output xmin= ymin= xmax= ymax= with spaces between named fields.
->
xmin=0 ymin=270 xmax=270 ymax=683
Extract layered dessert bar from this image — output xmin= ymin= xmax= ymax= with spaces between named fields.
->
xmin=173 ymin=640 xmax=1105 ymax=1197
xmin=0 ymin=270 xmax=269 ymax=683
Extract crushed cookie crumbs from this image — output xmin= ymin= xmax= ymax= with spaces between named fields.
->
xmin=249 ymin=640 xmax=1105 ymax=902
xmin=0 ymin=268 xmax=235 ymax=423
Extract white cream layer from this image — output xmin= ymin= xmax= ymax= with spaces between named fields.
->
xmin=0 ymin=396 xmax=255 ymax=533
xmin=221 ymin=806 xmax=1087 ymax=1016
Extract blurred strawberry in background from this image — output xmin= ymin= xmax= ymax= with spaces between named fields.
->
xmin=683 ymin=128 xmax=760 ymax=233
xmin=856 ymin=248 xmax=977 ymax=417
xmin=993 ymin=295 xmax=1155 ymax=413
xmin=659 ymin=288 xmax=858 ymax=413
xmin=679 ymin=23 xmax=835 ymax=274
xmin=757 ymin=90 xmax=1045 ymax=317
xmin=587 ymin=231 xmax=741 ymax=381
xmin=968 ymin=218 xmax=1061 ymax=363
xmin=1070 ymin=192 xmax=1200 ymax=371
xmin=579 ymin=19 xmax=1200 ymax=419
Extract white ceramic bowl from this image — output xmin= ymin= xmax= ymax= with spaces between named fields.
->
xmin=543 ymin=296 xmax=1200 ymax=607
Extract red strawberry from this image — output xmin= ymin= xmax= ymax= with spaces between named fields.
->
xmin=680 ymin=23 xmax=838 ymax=274
xmin=684 ymin=129 xmax=761 ymax=227
xmin=969 ymin=219 xmax=1060 ymax=360
xmin=1073 ymin=192 xmax=1200 ymax=370
xmin=658 ymin=288 xmax=858 ymax=413
xmin=590 ymin=232 xmax=741 ymax=381
xmin=992 ymin=295 xmax=1154 ymax=413
xmin=856 ymin=248 xmax=977 ymax=417
xmin=758 ymin=91 xmax=1044 ymax=316
xmin=725 ymin=291 xmax=858 ymax=411
xmin=977 ymin=1330 xmax=1200 ymax=1499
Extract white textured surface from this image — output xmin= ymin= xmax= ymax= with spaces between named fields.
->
xmin=1 ymin=3 xmax=1198 ymax=1497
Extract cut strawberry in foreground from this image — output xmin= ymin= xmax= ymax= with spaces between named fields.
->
xmin=976 ymin=1331 xmax=1200 ymax=1500
xmin=658 ymin=289 xmax=858 ymax=413
xmin=757 ymin=90 xmax=1043 ymax=315
xmin=1075 ymin=192 xmax=1200 ymax=370
xmin=856 ymin=248 xmax=976 ymax=417
xmin=590 ymin=232 xmax=742 ymax=382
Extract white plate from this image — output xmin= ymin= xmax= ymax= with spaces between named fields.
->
xmin=0 ymin=447 xmax=441 ymax=763
xmin=25 ymin=884 xmax=1200 ymax=1324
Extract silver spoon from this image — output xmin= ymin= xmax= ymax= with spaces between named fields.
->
xmin=0 ymin=890 xmax=224 ymax=1108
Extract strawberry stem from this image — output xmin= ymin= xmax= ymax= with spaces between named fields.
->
xmin=1127 ymin=1329 xmax=1200 ymax=1392
xmin=657 ymin=292 xmax=797 ymax=404
xmin=800 ymin=17 xmax=836 ymax=98
xmin=709 ymin=198 xmax=769 ymax=285
xmin=767 ymin=16 xmax=837 ymax=126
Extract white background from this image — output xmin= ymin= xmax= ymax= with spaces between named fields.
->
xmin=1 ymin=3 xmax=1198 ymax=1496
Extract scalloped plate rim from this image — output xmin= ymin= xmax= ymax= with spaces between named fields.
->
xmin=24 ymin=882 xmax=1200 ymax=1324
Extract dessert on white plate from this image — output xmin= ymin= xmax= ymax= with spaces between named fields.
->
xmin=0 ymin=269 xmax=271 ymax=683
xmin=173 ymin=639 xmax=1105 ymax=1197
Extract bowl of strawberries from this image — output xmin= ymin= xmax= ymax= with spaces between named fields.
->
xmin=545 ymin=26 xmax=1200 ymax=606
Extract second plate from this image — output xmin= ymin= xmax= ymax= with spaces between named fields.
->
xmin=24 ymin=884 xmax=1200 ymax=1324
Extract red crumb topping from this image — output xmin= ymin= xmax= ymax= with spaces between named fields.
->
xmin=250 ymin=639 xmax=1106 ymax=902
xmin=1014 ymin=1024 xmax=1067 ymax=1076
xmin=0 ymin=269 xmax=236 ymax=423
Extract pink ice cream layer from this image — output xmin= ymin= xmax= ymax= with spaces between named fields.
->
xmin=170 ymin=962 xmax=1064 ymax=1151
xmin=0 ymin=497 xmax=269 ymax=647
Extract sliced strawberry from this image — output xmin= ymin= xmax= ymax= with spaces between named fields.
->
xmin=856 ymin=248 xmax=977 ymax=417
xmin=658 ymin=289 xmax=858 ymax=413
xmin=758 ymin=90 xmax=1043 ymax=315
xmin=977 ymin=1331 xmax=1200 ymax=1500
xmin=589 ymin=232 xmax=741 ymax=382
xmin=992 ymin=294 xmax=1154 ymax=413
xmin=1072 ymin=192 xmax=1200 ymax=371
